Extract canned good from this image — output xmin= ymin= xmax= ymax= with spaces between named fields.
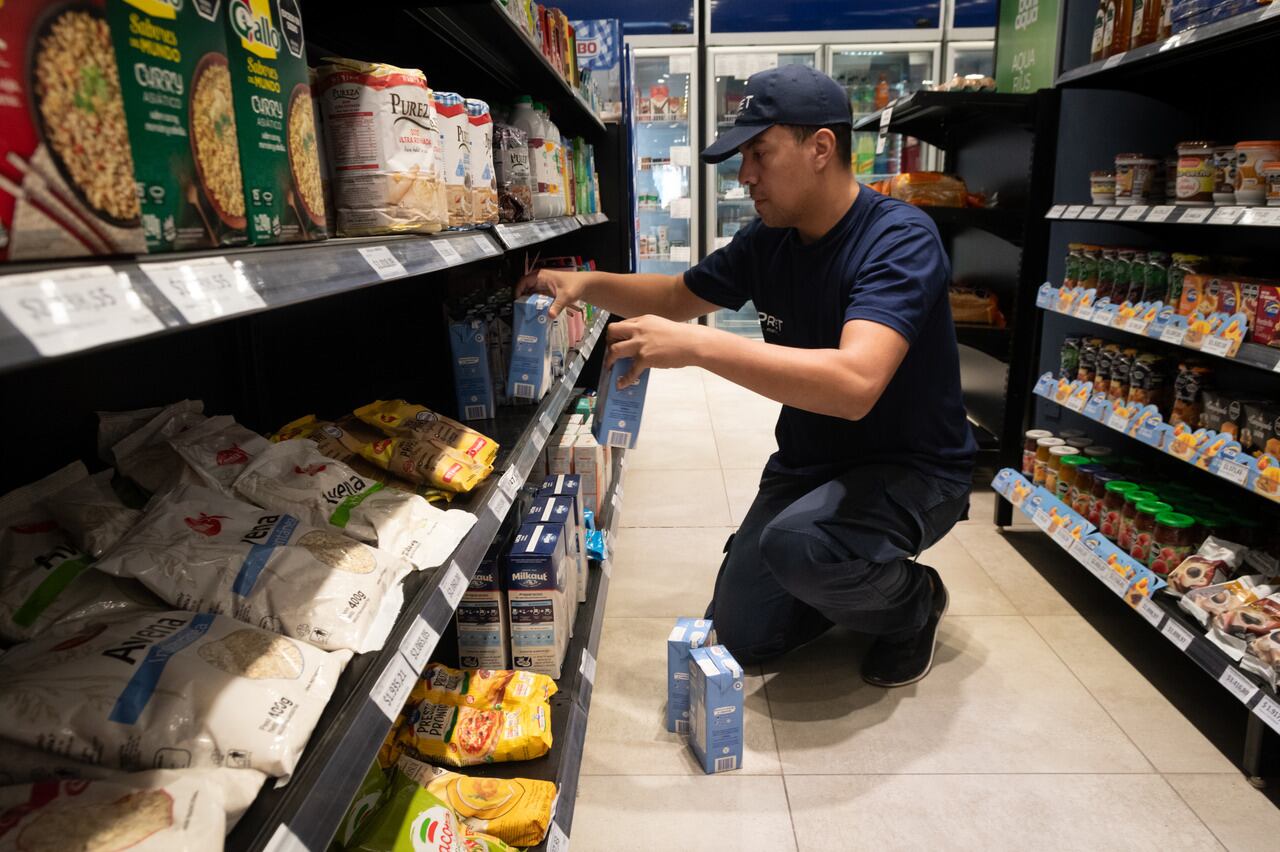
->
xmin=1234 ymin=141 xmax=1280 ymax=205
xmin=1175 ymin=141 xmax=1215 ymax=206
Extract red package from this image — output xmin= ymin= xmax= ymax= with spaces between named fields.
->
xmin=1253 ymin=283 xmax=1280 ymax=347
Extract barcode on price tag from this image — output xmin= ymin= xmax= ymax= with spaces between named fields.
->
xmin=1100 ymin=206 xmax=1124 ymax=220
xmin=1179 ymin=207 xmax=1212 ymax=224
xmin=1120 ymin=205 xmax=1148 ymax=221
xmin=1032 ymin=509 xmax=1052 ymax=531
xmin=439 ymin=562 xmax=468 ymax=610
xmin=0 ymin=265 xmax=165 ymax=357
xmin=1047 ymin=205 xmax=1067 ymax=219
xmin=1209 ymin=206 xmax=1244 ymax=225
xmin=1201 ymin=336 xmax=1233 ymax=357
xmin=140 ymin=256 xmax=265 ymax=324
xmin=499 ymin=466 xmax=522 ymax=500
xmin=1162 ymin=619 xmax=1195 ymax=650
xmin=358 ymin=246 xmax=408 ymax=280
xmin=1137 ymin=596 xmax=1165 ymax=627
xmin=398 ymin=615 xmax=440 ymax=674
xmin=1255 ymin=696 xmax=1280 ymax=735
xmin=434 ymin=239 xmax=463 ymax=265
xmin=1160 ymin=326 xmax=1187 ymax=345
xmin=1217 ymin=459 xmax=1250 ymax=486
xmin=370 ymin=654 xmax=415 ymax=721
xmin=1068 ymin=539 xmax=1094 ymax=565
xmin=1218 ymin=667 xmax=1260 ymax=704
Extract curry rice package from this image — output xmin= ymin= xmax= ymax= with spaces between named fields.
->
xmin=688 ymin=644 xmax=744 ymax=774
xmin=536 ymin=474 xmax=587 ymax=604
xmin=222 ymin=0 xmax=326 ymax=244
xmin=593 ymin=356 xmax=650 ymax=449
xmin=506 ymin=522 xmax=571 ymax=678
xmin=667 ymin=617 xmax=714 ymax=734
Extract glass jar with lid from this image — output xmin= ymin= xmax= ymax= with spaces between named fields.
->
xmin=1117 ymin=489 xmax=1157 ymax=550
xmin=1130 ymin=500 xmax=1172 ymax=564
xmin=1034 ymin=437 xmax=1066 ymax=486
xmin=1056 ymin=455 xmax=1088 ymax=502
xmin=1023 ymin=429 xmax=1054 ymax=476
xmin=1072 ymin=464 xmax=1104 ymax=518
xmin=1045 ymin=445 xmax=1077 ymax=493
xmin=1151 ymin=512 xmax=1197 ymax=574
xmin=1099 ymin=480 xmax=1140 ymax=540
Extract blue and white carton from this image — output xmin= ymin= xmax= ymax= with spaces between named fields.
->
xmin=506 ymin=522 xmax=571 ymax=677
xmin=456 ymin=548 xmax=508 ymax=669
xmin=667 ymin=617 xmax=714 ymax=733
xmin=688 ymin=645 xmax=744 ymax=774
xmin=536 ymin=475 xmax=587 ymax=603
xmin=449 ymin=319 xmax=496 ymax=421
xmin=525 ymin=495 xmax=582 ymax=614
xmin=507 ymin=294 xmax=554 ymax=402
xmin=593 ymin=357 xmax=649 ymax=449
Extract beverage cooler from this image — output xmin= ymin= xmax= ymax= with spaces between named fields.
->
xmin=631 ymin=48 xmax=698 ymax=277
xmin=944 ymin=41 xmax=996 ymax=80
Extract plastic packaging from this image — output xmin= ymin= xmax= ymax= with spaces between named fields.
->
xmin=494 ymin=123 xmax=534 ymax=222
xmin=467 ymin=99 xmax=499 ymax=225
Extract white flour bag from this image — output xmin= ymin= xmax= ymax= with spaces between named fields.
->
xmin=169 ymin=415 xmax=271 ymax=496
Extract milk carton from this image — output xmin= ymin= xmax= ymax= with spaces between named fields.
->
xmin=537 ymin=475 xmax=587 ymax=603
xmin=667 ymin=618 xmax=714 ymax=733
xmin=573 ymin=433 xmax=607 ymax=516
xmin=456 ymin=547 xmax=509 ymax=669
xmin=547 ymin=428 xmax=577 ymax=476
xmin=507 ymin=294 xmax=554 ymax=401
xmin=507 ymin=522 xmax=571 ymax=677
xmin=593 ymin=357 xmax=649 ymax=449
xmin=449 ymin=319 xmax=496 ymax=421
xmin=524 ymin=495 xmax=580 ymax=613
xmin=688 ymin=645 xmax=744 ymax=773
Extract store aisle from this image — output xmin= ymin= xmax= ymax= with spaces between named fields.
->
xmin=573 ymin=367 xmax=1280 ymax=851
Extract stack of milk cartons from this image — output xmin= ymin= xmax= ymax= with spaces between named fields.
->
xmin=506 ymin=520 xmax=572 ymax=677
xmin=536 ymin=474 xmax=588 ymax=604
xmin=456 ymin=535 xmax=511 ymax=668
xmin=666 ymin=618 xmax=714 ymax=734
xmin=541 ymin=411 xmax=610 ymax=517
xmin=523 ymin=491 xmax=582 ymax=612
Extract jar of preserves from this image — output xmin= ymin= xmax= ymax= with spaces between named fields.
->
xmin=1065 ymin=436 xmax=1093 ymax=451
xmin=1072 ymin=464 xmax=1104 ymax=517
xmin=1117 ymin=489 xmax=1157 ymax=550
xmin=1130 ymin=500 xmax=1171 ymax=564
xmin=1175 ymin=141 xmax=1215 ymax=206
xmin=1023 ymin=429 xmax=1054 ymax=476
xmin=1116 ymin=154 xmax=1158 ymax=205
xmin=1150 ymin=512 xmax=1196 ymax=574
xmin=1034 ymin=437 xmax=1066 ymax=485
xmin=1057 ymin=455 xmax=1088 ymax=502
xmin=1089 ymin=471 xmax=1123 ymax=527
xmin=1045 ymin=445 xmax=1077 ymax=493
xmin=1100 ymin=480 xmax=1140 ymax=540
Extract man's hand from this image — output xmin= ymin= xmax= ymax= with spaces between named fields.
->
xmin=604 ymin=316 xmax=705 ymax=387
xmin=516 ymin=267 xmax=588 ymax=320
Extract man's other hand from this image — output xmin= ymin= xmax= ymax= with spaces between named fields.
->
xmin=604 ymin=316 xmax=704 ymax=387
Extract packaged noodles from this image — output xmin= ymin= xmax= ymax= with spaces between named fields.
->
xmin=354 ymin=399 xmax=499 ymax=468
xmin=410 ymin=663 xmax=557 ymax=710
xmin=397 ymin=698 xmax=552 ymax=767
xmin=336 ymin=417 xmax=492 ymax=494
xmin=396 ymin=755 xmax=556 ymax=847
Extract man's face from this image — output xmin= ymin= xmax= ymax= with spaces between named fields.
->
xmin=736 ymin=126 xmax=819 ymax=228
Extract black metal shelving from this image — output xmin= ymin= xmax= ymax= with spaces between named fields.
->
xmin=851 ymin=91 xmax=1036 ymax=147
xmin=923 ymin=206 xmax=1026 ymax=246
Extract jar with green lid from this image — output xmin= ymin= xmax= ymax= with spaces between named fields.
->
xmin=1118 ymin=490 xmax=1157 ymax=550
xmin=1056 ymin=455 xmax=1088 ymax=502
xmin=1151 ymin=512 xmax=1197 ymax=574
xmin=1089 ymin=471 xmax=1123 ymax=527
xmin=1100 ymin=481 xmax=1141 ymax=540
xmin=1192 ymin=514 xmax=1229 ymax=541
xmin=1130 ymin=500 xmax=1172 ymax=563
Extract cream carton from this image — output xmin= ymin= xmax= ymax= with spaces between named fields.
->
xmin=688 ymin=644 xmax=743 ymax=773
xmin=507 ymin=294 xmax=554 ymax=401
xmin=506 ymin=522 xmax=571 ymax=677
xmin=449 ymin=319 xmax=496 ymax=421
xmin=593 ymin=357 xmax=649 ymax=449
xmin=523 ymin=495 xmax=581 ymax=613
xmin=667 ymin=617 xmax=714 ymax=733
xmin=456 ymin=546 xmax=508 ymax=669
xmin=537 ymin=475 xmax=587 ymax=603
xmin=573 ymin=432 xmax=607 ymax=515
xmin=547 ymin=427 xmax=577 ymax=476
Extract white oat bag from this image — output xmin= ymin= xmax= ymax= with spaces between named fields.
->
xmin=0 ymin=738 xmax=122 ymax=786
xmin=0 ymin=768 xmax=267 ymax=849
xmin=109 ymin=401 xmax=207 ymax=494
xmin=169 ymin=415 xmax=271 ymax=497
xmin=96 ymin=485 xmax=413 ymax=653
xmin=233 ymin=440 xmax=476 ymax=570
xmin=44 ymin=468 xmax=142 ymax=558
xmin=314 ymin=58 xmax=447 ymax=236
xmin=0 ymin=610 xmax=351 ymax=778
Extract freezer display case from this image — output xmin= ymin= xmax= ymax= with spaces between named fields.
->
xmin=632 ymin=48 xmax=697 ymax=276
xmin=945 ymin=40 xmax=996 ymax=81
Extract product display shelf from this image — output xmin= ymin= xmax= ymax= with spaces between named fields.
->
xmin=1055 ymin=5 xmax=1280 ymax=89
xmin=226 ymin=314 xmax=610 ymax=852
xmin=1045 ymin=203 xmax=1280 ymax=228
xmin=850 ymin=91 xmax=1036 ymax=148
xmin=992 ymin=485 xmax=1280 ymax=773
xmin=922 ymin=206 xmax=1025 ymax=246
xmin=493 ymin=214 xmax=609 ymax=250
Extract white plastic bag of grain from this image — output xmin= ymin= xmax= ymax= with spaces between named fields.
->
xmin=0 ymin=768 xmax=267 ymax=849
xmin=168 ymin=415 xmax=271 ymax=497
xmin=97 ymin=405 xmax=163 ymax=464
xmin=0 ymin=610 xmax=351 ymax=778
xmin=432 ymin=91 xmax=473 ymax=228
xmin=109 ymin=400 xmax=207 ymax=493
xmin=0 ymin=737 xmax=122 ymax=785
xmin=467 ymin=99 xmax=499 ymax=225
xmin=44 ymin=468 xmax=142 ymax=558
xmin=95 ymin=484 xmax=413 ymax=653
xmin=314 ymin=58 xmax=447 ymax=236
xmin=233 ymin=440 xmax=476 ymax=570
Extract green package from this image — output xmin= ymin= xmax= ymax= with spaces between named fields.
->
xmin=104 ymin=0 xmax=247 ymax=250
xmin=221 ymin=0 xmax=326 ymax=244
xmin=329 ymin=760 xmax=389 ymax=851
xmin=346 ymin=770 xmax=467 ymax=852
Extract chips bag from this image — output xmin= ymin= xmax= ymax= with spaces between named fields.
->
xmin=396 ymin=755 xmax=555 ymax=847
xmin=397 ymin=699 xmax=552 ymax=768
xmin=346 ymin=770 xmax=467 ymax=852
xmin=355 ymin=400 xmax=499 ymax=468
xmin=411 ymin=664 xmax=557 ymax=711
xmin=338 ymin=418 xmax=491 ymax=495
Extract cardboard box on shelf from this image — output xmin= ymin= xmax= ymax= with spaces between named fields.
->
xmin=688 ymin=645 xmax=744 ymax=774
xmin=507 ymin=522 xmax=571 ymax=678
xmin=457 ymin=548 xmax=509 ymax=669
xmin=537 ymin=475 xmax=587 ymax=603
xmin=667 ymin=618 xmax=714 ymax=733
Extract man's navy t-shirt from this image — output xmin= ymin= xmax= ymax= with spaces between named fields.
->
xmin=684 ymin=188 xmax=976 ymax=484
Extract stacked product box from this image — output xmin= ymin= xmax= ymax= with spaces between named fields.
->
xmin=506 ymin=521 xmax=572 ymax=677
xmin=573 ymin=427 xmax=609 ymax=516
xmin=666 ymin=618 xmax=714 ymax=733
xmin=456 ymin=540 xmax=510 ymax=669
xmin=688 ymin=645 xmax=744 ymax=774
xmin=524 ymin=495 xmax=582 ymax=616
xmin=537 ymin=474 xmax=588 ymax=604
xmin=593 ymin=357 xmax=651 ymax=449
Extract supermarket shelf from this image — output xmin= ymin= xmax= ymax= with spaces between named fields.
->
xmin=493 ymin=214 xmax=607 ymax=250
xmin=227 ymin=314 xmax=610 ymax=852
xmin=1045 ymin=203 xmax=1280 ymax=228
xmin=850 ymin=91 xmax=1036 ymax=147
xmin=993 ymin=482 xmax=1280 ymax=738
xmin=955 ymin=323 xmax=1012 ymax=358
xmin=1056 ymin=6 xmax=1280 ymax=88
xmin=922 ymin=206 xmax=1024 ymax=246
xmin=959 ymin=343 xmax=1008 ymax=445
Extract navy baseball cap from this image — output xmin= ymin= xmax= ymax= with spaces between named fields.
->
xmin=701 ymin=64 xmax=852 ymax=164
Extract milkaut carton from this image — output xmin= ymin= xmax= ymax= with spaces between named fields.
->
xmin=456 ymin=542 xmax=510 ymax=670
xmin=506 ymin=522 xmax=571 ymax=678
xmin=524 ymin=494 xmax=581 ymax=609
xmin=688 ymin=644 xmax=744 ymax=774
xmin=448 ymin=318 xmax=496 ymax=421
xmin=536 ymin=474 xmax=586 ymax=604
xmin=667 ymin=617 xmax=714 ymax=733
xmin=507 ymin=294 xmax=554 ymax=402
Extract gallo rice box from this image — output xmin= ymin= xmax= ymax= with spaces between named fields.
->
xmin=537 ymin=475 xmax=586 ymax=603
xmin=449 ymin=318 xmax=496 ymax=421
xmin=667 ymin=617 xmax=713 ymax=733
xmin=593 ymin=357 xmax=649 ymax=449
xmin=688 ymin=645 xmax=744 ymax=774
xmin=456 ymin=544 xmax=509 ymax=669
xmin=507 ymin=294 xmax=554 ymax=401
xmin=524 ymin=495 xmax=581 ymax=609
xmin=506 ymin=522 xmax=571 ymax=678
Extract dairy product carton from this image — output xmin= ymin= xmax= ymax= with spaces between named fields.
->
xmin=547 ymin=428 xmax=577 ymax=476
xmin=688 ymin=645 xmax=743 ymax=773
xmin=525 ymin=495 xmax=582 ymax=609
xmin=456 ymin=546 xmax=509 ymax=669
xmin=507 ymin=522 xmax=571 ymax=677
xmin=593 ymin=357 xmax=649 ymax=449
xmin=449 ymin=319 xmax=496 ymax=421
xmin=537 ymin=475 xmax=587 ymax=603
xmin=573 ymin=433 xmax=607 ymax=515
xmin=667 ymin=618 xmax=714 ymax=733
xmin=508 ymin=295 xmax=554 ymax=401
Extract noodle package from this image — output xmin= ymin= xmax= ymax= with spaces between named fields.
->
xmin=412 ymin=663 xmax=556 ymax=710
xmin=397 ymin=698 xmax=552 ymax=768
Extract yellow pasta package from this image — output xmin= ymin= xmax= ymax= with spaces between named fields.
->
xmin=396 ymin=755 xmax=556 ymax=848
xmin=355 ymin=399 xmax=500 ymax=468
xmin=348 ymin=421 xmax=492 ymax=494
xmin=411 ymin=664 xmax=557 ymax=711
xmin=397 ymin=699 xmax=552 ymax=767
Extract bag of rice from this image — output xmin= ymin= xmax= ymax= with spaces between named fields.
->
xmin=354 ymin=400 xmax=499 ymax=468
xmin=396 ymin=755 xmax=555 ymax=848
xmin=0 ymin=610 xmax=350 ymax=777
xmin=169 ymin=416 xmax=271 ymax=497
xmin=346 ymin=769 xmax=468 ymax=852
xmin=320 ymin=418 xmax=491 ymax=495
xmin=433 ymin=91 xmax=473 ymax=228
xmin=108 ymin=401 xmax=207 ymax=494
xmin=466 ymin=100 xmax=499 ymax=226
xmin=411 ymin=663 xmax=556 ymax=711
xmin=314 ymin=58 xmax=447 ymax=236
xmin=396 ymin=698 xmax=551 ymax=768
xmin=43 ymin=468 xmax=141 ymax=558
xmin=232 ymin=440 xmax=476 ymax=570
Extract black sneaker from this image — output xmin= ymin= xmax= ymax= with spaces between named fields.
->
xmin=861 ymin=566 xmax=949 ymax=688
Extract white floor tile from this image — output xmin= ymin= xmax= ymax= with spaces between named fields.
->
xmin=711 ymin=428 xmax=779 ymax=470
xmin=721 ymin=467 xmax=762 ymax=525
xmin=604 ymin=526 xmax=732 ymax=618
xmin=619 ymin=468 xmax=732 ymax=527
xmin=951 ymin=524 xmax=1077 ymax=616
xmin=922 ymin=536 xmax=1019 ymax=616
xmin=625 ymin=428 xmax=722 ymax=471
xmin=1164 ymin=773 xmax=1280 ymax=851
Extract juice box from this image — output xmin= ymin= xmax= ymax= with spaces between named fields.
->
xmin=688 ymin=644 xmax=743 ymax=773
xmin=507 ymin=294 xmax=554 ymax=401
xmin=667 ymin=617 xmax=713 ymax=733
xmin=448 ymin=319 xmax=495 ymax=421
xmin=507 ymin=522 xmax=571 ymax=677
xmin=593 ymin=357 xmax=650 ymax=449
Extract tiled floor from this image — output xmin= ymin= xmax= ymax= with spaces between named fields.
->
xmin=572 ymin=367 xmax=1280 ymax=851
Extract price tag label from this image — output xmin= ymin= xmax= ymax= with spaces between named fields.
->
xmin=1077 ymin=206 xmax=1101 ymax=220
xmin=580 ymin=648 xmax=597 ymax=687
xmin=1179 ymin=207 xmax=1212 ymax=224
xmin=488 ymin=487 xmax=512 ymax=521
xmin=434 ymin=239 xmax=464 ymax=265
xmin=1079 ymin=307 xmax=1097 ymax=323
xmin=1099 ymin=206 xmax=1124 ymax=220
xmin=540 ymin=410 xmax=556 ymax=436
xmin=1137 ymin=596 xmax=1166 ymax=627
xmin=1217 ymin=459 xmax=1251 ymax=486
xmin=398 ymin=615 xmax=440 ymax=674
xmin=1063 ymin=205 xmax=1084 ymax=219
xmin=1066 ymin=394 xmax=1088 ymax=413
xmin=1052 ymin=526 xmax=1076 ymax=548
xmin=1160 ymin=325 xmax=1187 ymax=345
xmin=1085 ymin=554 xmax=1111 ymax=579
xmin=1124 ymin=318 xmax=1148 ymax=335
xmin=1032 ymin=509 xmax=1052 ymax=531
xmin=1201 ymin=336 xmax=1233 ymax=357
xmin=545 ymin=823 xmax=569 ymax=852
xmin=471 ymin=235 xmax=498 ymax=256
xmin=1068 ymin=539 xmax=1094 ymax=565
xmin=1161 ymin=619 xmax=1196 ymax=651
xmin=1120 ymin=205 xmax=1149 ymax=221
xmin=0 ymin=265 xmax=164 ymax=357
xmin=1102 ymin=52 xmax=1126 ymax=69
xmin=1255 ymin=696 xmax=1280 ymax=735
xmin=1145 ymin=205 xmax=1176 ymax=222
xmin=876 ymin=105 xmax=893 ymax=155
xmin=1107 ymin=412 xmax=1131 ymax=431
xmin=1209 ymin=206 xmax=1244 ymax=225
xmin=439 ymin=562 xmax=468 ymax=610
xmin=370 ymin=654 xmax=416 ymax=721
xmin=1218 ymin=667 xmax=1260 ymax=704
xmin=358 ymin=246 xmax=408 ymax=280
xmin=140 ymin=256 xmax=265 ymax=324
xmin=499 ymin=466 xmax=522 ymax=500
xmin=1103 ymin=569 xmax=1130 ymax=596
xmin=1047 ymin=205 xmax=1067 ymax=219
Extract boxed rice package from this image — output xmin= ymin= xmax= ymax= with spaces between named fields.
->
xmin=667 ymin=617 xmax=714 ymax=733
xmin=688 ymin=644 xmax=744 ymax=774
xmin=221 ymin=0 xmax=327 ymax=244
xmin=506 ymin=522 xmax=572 ymax=678
xmin=593 ymin=356 xmax=650 ymax=449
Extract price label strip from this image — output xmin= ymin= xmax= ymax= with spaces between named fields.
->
xmin=489 ymin=486 xmax=513 ymax=520
xmin=1052 ymin=526 xmax=1076 ymax=548
xmin=471 ymin=234 xmax=498 ymax=256
xmin=140 ymin=256 xmax=266 ymax=324
xmin=1217 ymin=458 xmax=1250 ymax=486
xmin=1161 ymin=618 xmax=1196 ymax=651
xmin=580 ymin=648 xmax=597 ymax=687
xmin=1255 ymin=696 xmax=1280 ymax=736
xmin=498 ymin=466 xmax=522 ymax=501
xmin=1201 ymin=336 xmax=1234 ymax=357
xmin=1120 ymin=205 xmax=1148 ymax=221
xmin=1159 ymin=325 xmax=1187 ymax=345
xmin=1103 ymin=569 xmax=1130 ymax=596
xmin=1063 ymin=205 xmax=1084 ymax=219
xmin=398 ymin=615 xmax=440 ymax=675
xmin=434 ymin=239 xmax=464 ymax=266
xmin=1099 ymin=206 xmax=1124 ymax=221
xmin=1145 ymin=205 xmax=1175 ymax=223
xmin=370 ymin=653 xmax=416 ymax=721
xmin=1179 ymin=207 xmax=1212 ymax=224
xmin=1209 ymin=206 xmax=1244 ymax=225
xmin=1136 ymin=596 xmax=1166 ymax=628
xmin=545 ymin=823 xmax=570 ymax=852
xmin=1032 ymin=509 xmax=1052 ymax=532
xmin=358 ymin=245 xmax=408 ymax=280
xmin=1218 ymin=667 xmax=1260 ymax=705
xmin=1047 ymin=205 xmax=1067 ymax=219
xmin=439 ymin=561 xmax=469 ymax=611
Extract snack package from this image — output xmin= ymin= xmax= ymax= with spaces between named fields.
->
xmin=1241 ymin=402 xmax=1280 ymax=457
xmin=1241 ymin=629 xmax=1280 ymax=688
xmin=396 ymin=698 xmax=552 ymax=768
xmin=42 ymin=467 xmax=142 ymax=558
xmin=108 ymin=400 xmax=207 ymax=493
xmin=346 ymin=770 xmax=467 ymax=852
xmin=333 ymin=417 xmax=492 ymax=495
xmin=411 ymin=664 xmax=557 ymax=710
xmin=396 ymin=755 xmax=556 ymax=848
xmin=1180 ymin=575 xmax=1278 ymax=627
xmin=95 ymin=484 xmax=414 ymax=653
xmin=0 ymin=610 xmax=351 ymax=777
xmin=493 ymin=123 xmax=533 ymax=223
xmin=886 ymin=171 xmax=968 ymax=207
xmin=0 ymin=768 xmax=266 ymax=851
xmin=169 ymin=415 xmax=271 ymax=496
xmin=334 ymin=760 xmax=391 ymax=849
xmin=461 ymin=826 xmax=518 ymax=852
xmin=1209 ymin=593 xmax=1280 ymax=660
xmin=1166 ymin=537 xmax=1250 ymax=597
xmin=354 ymin=400 xmax=499 ymax=468
xmin=232 ymin=440 xmax=476 ymax=570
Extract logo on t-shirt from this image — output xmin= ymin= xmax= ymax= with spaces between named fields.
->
xmin=758 ymin=311 xmax=784 ymax=335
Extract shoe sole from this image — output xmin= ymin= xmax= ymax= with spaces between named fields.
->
xmin=862 ymin=576 xmax=950 ymax=689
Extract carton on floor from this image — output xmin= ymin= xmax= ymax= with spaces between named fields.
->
xmin=688 ymin=644 xmax=744 ymax=774
xmin=507 ymin=522 xmax=571 ymax=678
xmin=666 ymin=617 xmax=713 ymax=733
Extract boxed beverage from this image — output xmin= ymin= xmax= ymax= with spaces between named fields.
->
xmin=547 ymin=427 xmax=577 ymax=476
xmin=537 ymin=474 xmax=587 ymax=603
xmin=222 ymin=0 xmax=327 ymax=244
xmin=507 ymin=522 xmax=571 ymax=678
xmin=688 ymin=645 xmax=744 ymax=774
xmin=593 ymin=357 xmax=650 ymax=449
xmin=456 ymin=544 xmax=509 ymax=669
xmin=666 ymin=617 xmax=714 ymax=733
xmin=573 ymin=432 xmax=607 ymax=516
xmin=508 ymin=294 xmax=555 ymax=402
xmin=524 ymin=495 xmax=581 ymax=610
xmin=449 ymin=319 xmax=496 ymax=421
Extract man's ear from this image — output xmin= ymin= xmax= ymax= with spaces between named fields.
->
xmin=811 ymin=128 xmax=837 ymax=170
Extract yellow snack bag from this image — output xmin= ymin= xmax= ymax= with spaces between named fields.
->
xmin=411 ymin=664 xmax=557 ymax=710
xmin=397 ymin=699 xmax=552 ymax=767
xmin=396 ymin=755 xmax=555 ymax=848
xmin=354 ymin=429 xmax=491 ymax=494
xmin=356 ymin=399 xmax=500 ymax=468
xmin=378 ymin=714 xmax=406 ymax=769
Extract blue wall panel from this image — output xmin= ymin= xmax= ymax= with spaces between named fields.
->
xmin=550 ymin=0 xmax=695 ymax=35
xmin=954 ymin=0 xmax=999 ymax=28
xmin=709 ymin=0 xmax=941 ymax=33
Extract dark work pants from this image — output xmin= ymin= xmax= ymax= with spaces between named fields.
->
xmin=705 ymin=463 xmax=971 ymax=665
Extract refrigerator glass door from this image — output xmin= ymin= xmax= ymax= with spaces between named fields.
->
xmin=946 ymin=42 xmax=996 ymax=80
xmin=632 ymin=49 xmax=697 ymax=276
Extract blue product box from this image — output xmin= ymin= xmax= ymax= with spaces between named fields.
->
xmin=507 ymin=521 xmax=571 ymax=677
xmin=457 ymin=548 xmax=509 ymax=669
xmin=449 ymin=319 xmax=496 ymax=421
xmin=536 ymin=475 xmax=587 ymax=604
xmin=507 ymin=294 xmax=554 ymax=402
xmin=592 ymin=357 xmax=650 ymax=449
xmin=688 ymin=645 xmax=744 ymax=774
xmin=525 ymin=495 xmax=583 ymax=613
xmin=667 ymin=618 xmax=714 ymax=733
